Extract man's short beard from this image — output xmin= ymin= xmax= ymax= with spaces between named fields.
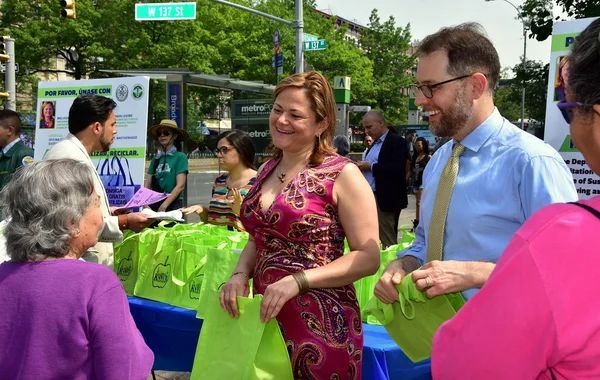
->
xmin=99 ymin=135 xmax=112 ymax=152
xmin=430 ymin=85 xmax=473 ymax=138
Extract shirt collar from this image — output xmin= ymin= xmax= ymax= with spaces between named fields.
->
xmin=3 ymin=138 xmax=21 ymax=155
xmin=455 ymin=107 xmax=504 ymax=153
xmin=375 ymin=130 xmax=389 ymax=144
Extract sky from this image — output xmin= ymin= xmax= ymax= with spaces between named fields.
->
xmin=314 ymin=0 xmax=558 ymax=74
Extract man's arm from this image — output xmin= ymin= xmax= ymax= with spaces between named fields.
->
xmin=411 ymin=260 xmax=496 ymax=298
xmin=374 ymin=220 xmax=427 ymax=303
xmin=520 ymin=155 xmax=578 ymax=218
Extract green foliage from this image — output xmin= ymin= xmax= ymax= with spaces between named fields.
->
xmin=505 ymin=58 xmax=549 ymax=124
xmin=360 ymin=9 xmax=416 ymax=125
xmin=350 ymin=142 xmax=366 ymax=153
xmin=522 ymin=0 xmax=600 ymax=41
xmin=494 ymin=84 xmax=522 ymax=123
xmin=1 ymin=0 xmax=415 ymax=125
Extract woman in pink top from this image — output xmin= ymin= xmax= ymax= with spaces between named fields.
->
xmin=432 ymin=19 xmax=600 ymax=379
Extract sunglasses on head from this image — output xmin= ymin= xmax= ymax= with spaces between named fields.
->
xmin=157 ymin=129 xmax=172 ymax=137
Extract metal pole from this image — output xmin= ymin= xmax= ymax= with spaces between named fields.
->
xmin=209 ymin=0 xmax=294 ymax=26
xmin=521 ymin=25 xmax=527 ymax=130
xmin=295 ymin=0 xmax=304 ymax=73
xmin=5 ymin=38 xmax=16 ymax=111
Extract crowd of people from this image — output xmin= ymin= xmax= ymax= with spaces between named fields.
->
xmin=0 ymin=17 xmax=599 ymax=380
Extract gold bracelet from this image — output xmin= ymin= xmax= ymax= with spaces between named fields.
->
xmin=231 ymin=271 xmax=250 ymax=281
xmin=291 ymin=271 xmax=309 ymax=294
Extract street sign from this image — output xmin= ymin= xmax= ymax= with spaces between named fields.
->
xmin=135 ymin=2 xmax=196 ymax=21
xmin=273 ymin=29 xmax=280 ymax=53
xmin=0 ymin=63 xmax=18 ymax=73
xmin=271 ymin=52 xmax=283 ymax=69
xmin=304 ymin=39 xmax=326 ymax=51
xmin=303 ymin=33 xmax=318 ymax=42
xmin=349 ymin=105 xmax=371 ymax=112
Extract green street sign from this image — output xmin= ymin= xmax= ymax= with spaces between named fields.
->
xmin=303 ymin=33 xmax=319 ymax=42
xmin=304 ymin=39 xmax=326 ymax=51
xmin=135 ymin=2 xmax=196 ymax=21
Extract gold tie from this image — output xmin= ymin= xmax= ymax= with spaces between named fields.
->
xmin=427 ymin=143 xmax=465 ymax=262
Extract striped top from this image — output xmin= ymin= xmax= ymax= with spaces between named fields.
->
xmin=208 ymin=174 xmax=256 ymax=232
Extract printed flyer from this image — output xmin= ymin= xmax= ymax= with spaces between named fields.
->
xmin=34 ymin=77 xmax=150 ymax=207
xmin=544 ymin=17 xmax=600 ymax=199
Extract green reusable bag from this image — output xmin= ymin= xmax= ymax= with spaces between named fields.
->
xmin=362 ymin=273 xmax=465 ymax=362
xmin=133 ymin=230 xmax=179 ymax=304
xmin=112 ymin=232 xmax=140 ymax=295
xmin=168 ymin=236 xmax=223 ymax=310
xmin=190 ymin=293 xmax=293 ymax=380
xmin=353 ymin=244 xmax=402 ymax=318
xmin=196 ymin=242 xmax=242 ymax=319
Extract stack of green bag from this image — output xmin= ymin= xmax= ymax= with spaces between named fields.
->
xmin=112 ymin=222 xmax=249 ymax=311
xmin=362 ymin=274 xmax=464 ymax=362
xmin=350 ymin=224 xmax=416 ymax=323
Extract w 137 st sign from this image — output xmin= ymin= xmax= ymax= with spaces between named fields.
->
xmin=135 ymin=2 xmax=196 ymax=21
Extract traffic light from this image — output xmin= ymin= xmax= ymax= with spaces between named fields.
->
xmin=60 ymin=0 xmax=76 ymax=19
xmin=0 ymin=36 xmax=9 ymax=60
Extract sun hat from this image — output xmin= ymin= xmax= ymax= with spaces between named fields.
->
xmin=148 ymin=119 xmax=189 ymax=140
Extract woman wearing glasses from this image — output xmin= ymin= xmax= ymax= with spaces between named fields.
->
xmin=145 ymin=119 xmax=189 ymax=212
xmin=432 ymin=19 xmax=600 ymax=379
xmin=182 ymin=130 xmax=256 ymax=231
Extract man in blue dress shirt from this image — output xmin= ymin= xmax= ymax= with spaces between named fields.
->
xmin=374 ymin=23 xmax=577 ymax=303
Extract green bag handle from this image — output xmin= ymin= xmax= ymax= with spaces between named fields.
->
xmin=172 ymin=250 xmax=208 ymax=286
xmin=362 ymin=296 xmax=395 ymax=326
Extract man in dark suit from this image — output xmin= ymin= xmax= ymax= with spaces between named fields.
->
xmin=357 ymin=110 xmax=409 ymax=248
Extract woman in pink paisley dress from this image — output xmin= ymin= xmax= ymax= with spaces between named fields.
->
xmin=219 ymin=72 xmax=380 ymax=380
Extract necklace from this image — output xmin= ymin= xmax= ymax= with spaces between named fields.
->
xmin=276 ymin=161 xmax=307 ymax=183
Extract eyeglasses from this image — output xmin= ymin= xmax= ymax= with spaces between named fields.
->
xmin=556 ymin=100 xmax=597 ymax=124
xmin=157 ymin=130 xmax=172 ymax=137
xmin=214 ymin=146 xmax=234 ymax=155
xmin=410 ymin=74 xmax=474 ymax=99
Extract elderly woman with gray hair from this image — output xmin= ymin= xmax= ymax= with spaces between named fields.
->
xmin=332 ymin=134 xmax=350 ymax=157
xmin=0 ymin=159 xmax=153 ymax=379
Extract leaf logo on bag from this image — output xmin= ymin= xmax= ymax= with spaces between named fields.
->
xmin=116 ymin=251 xmax=133 ymax=281
xmin=152 ymin=256 xmax=171 ymax=288
xmin=189 ymin=273 xmax=204 ymax=300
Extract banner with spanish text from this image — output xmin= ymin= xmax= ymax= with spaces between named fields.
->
xmin=544 ymin=17 xmax=600 ymax=199
xmin=34 ymin=77 xmax=150 ymax=207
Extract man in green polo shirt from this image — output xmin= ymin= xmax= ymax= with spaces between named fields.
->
xmin=0 ymin=110 xmax=34 ymax=192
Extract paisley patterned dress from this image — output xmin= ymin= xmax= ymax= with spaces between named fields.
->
xmin=240 ymin=154 xmax=363 ymax=380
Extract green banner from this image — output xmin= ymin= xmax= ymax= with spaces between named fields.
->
xmin=559 ymin=135 xmax=579 ymax=152
xmin=38 ymin=85 xmax=113 ymax=98
xmin=551 ymin=32 xmax=580 ymax=52
xmin=90 ymin=147 xmax=146 ymax=159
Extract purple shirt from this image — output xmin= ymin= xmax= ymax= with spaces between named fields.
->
xmin=0 ymin=259 xmax=153 ymax=379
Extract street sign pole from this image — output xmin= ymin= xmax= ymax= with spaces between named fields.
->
xmin=295 ymin=0 xmax=303 ymax=74
xmin=5 ymin=38 xmax=15 ymax=111
xmin=208 ymin=0 xmax=304 ymax=74
xmin=273 ymin=29 xmax=280 ymax=84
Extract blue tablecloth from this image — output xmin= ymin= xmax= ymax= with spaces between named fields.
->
xmin=128 ymin=296 xmax=431 ymax=380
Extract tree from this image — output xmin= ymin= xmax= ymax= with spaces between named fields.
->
xmin=495 ymin=84 xmax=522 ymax=123
xmin=1 ymin=0 xmax=407 ymax=128
xmin=359 ymin=9 xmax=416 ymax=125
xmin=522 ymin=0 xmax=600 ymax=41
xmin=510 ymin=58 xmax=549 ymax=125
